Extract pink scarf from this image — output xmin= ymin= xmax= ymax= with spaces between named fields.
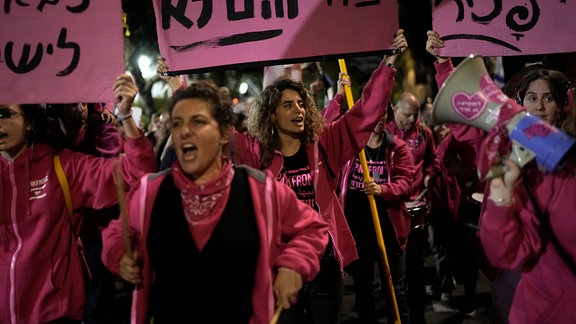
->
xmin=171 ymin=158 xmax=234 ymax=250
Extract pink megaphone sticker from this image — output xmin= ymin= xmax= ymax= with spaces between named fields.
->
xmin=523 ymin=122 xmax=554 ymax=139
xmin=451 ymin=92 xmax=487 ymax=121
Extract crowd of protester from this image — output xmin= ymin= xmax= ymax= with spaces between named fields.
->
xmin=2 ymin=27 xmax=576 ymax=324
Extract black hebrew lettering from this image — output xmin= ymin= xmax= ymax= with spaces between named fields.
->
xmin=171 ymin=29 xmax=283 ymax=52
xmin=261 ymin=0 xmax=299 ymax=19
xmin=65 ymin=0 xmax=89 ymax=13
xmin=260 ymin=0 xmax=298 ymax=19
xmin=262 ymin=0 xmax=271 ymax=18
xmin=225 ymin=0 xmax=300 ymax=22
xmin=162 ymin=0 xmax=193 ymax=29
xmin=38 ymin=0 xmax=59 ymax=12
xmin=326 ymin=0 xmax=380 ymax=7
xmin=455 ymin=0 xmax=464 ymax=22
xmin=55 ymin=28 xmax=79 ymax=76
xmin=506 ymin=0 xmax=539 ymax=33
xmin=433 ymin=0 xmax=547 ymax=53
xmin=285 ymin=0 xmax=298 ymax=19
xmin=4 ymin=42 xmax=43 ymax=74
xmin=164 ymin=0 xmax=302 ymax=51
xmin=193 ymin=0 xmax=211 ymax=28
xmin=470 ymin=0 xmax=501 ymax=24
xmin=227 ymin=0 xmax=254 ymax=21
xmin=274 ymin=0 xmax=285 ymax=17
xmin=4 ymin=27 xmax=81 ymax=76
xmin=3 ymin=0 xmax=31 ymax=14
xmin=4 ymin=0 xmax=89 ymax=13
xmin=355 ymin=0 xmax=379 ymax=8
xmin=326 ymin=0 xmax=350 ymax=6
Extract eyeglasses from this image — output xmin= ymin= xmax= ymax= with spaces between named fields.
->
xmin=0 ymin=109 xmax=23 ymax=120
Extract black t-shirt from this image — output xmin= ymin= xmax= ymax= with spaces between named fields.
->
xmin=344 ymin=145 xmax=400 ymax=252
xmin=277 ymin=145 xmax=318 ymax=211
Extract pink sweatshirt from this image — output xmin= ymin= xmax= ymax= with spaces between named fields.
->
xmin=0 ymin=135 xmax=156 ymax=324
xmin=232 ymin=63 xmax=397 ymax=269
xmin=101 ymin=165 xmax=329 ymax=324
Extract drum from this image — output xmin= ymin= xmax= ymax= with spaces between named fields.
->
xmin=405 ymin=200 xmax=429 ymax=230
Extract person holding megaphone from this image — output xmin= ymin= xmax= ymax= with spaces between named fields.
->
xmin=426 ymin=30 xmax=576 ymax=324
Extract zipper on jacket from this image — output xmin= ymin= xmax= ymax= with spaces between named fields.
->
xmin=8 ymin=162 xmax=23 ymax=324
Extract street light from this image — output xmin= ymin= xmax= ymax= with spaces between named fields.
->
xmin=138 ymin=55 xmax=156 ymax=79
xmin=239 ymin=82 xmax=249 ymax=95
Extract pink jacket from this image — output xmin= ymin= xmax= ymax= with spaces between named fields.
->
xmin=427 ymin=133 xmax=481 ymax=220
xmin=385 ymin=120 xmax=437 ymax=201
xmin=437 ymin=58 xmax=576 ymax=322
xmin=0 ymin=136 xmax=156 ymax=324
xmin=480 ymin=167 xmax=576 ymax=323
xmin=101 ymin=165 xmax=329 ymax=324
xmin=231 ymin=63 xmax=397 ymax=268
xmin=322 ymin=96 xmax=414 ymax=250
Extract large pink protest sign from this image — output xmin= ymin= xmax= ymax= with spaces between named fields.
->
xmin=432 ymin=0 xmax=576 ymax=57
xmin=0 ymin=2 xmax=124 ymax=104
xmin=153 ymin=0 xmax=399 ymax=73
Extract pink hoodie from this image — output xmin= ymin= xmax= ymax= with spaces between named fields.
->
xmin=436 ymin=58 xmax=576 ymax=323
xmin=232 ymin=63 xmax=397 ymax=268
xmin=101 ymin=165 xmax=329 ymax=324
xmin=0 ymin=135 xmax=156 ymax=324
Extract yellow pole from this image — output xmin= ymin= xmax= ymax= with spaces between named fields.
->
xmin=338 ymin=59 xmax=401 ymax=324
xmin=269 ymin=305 xmax=282 ymax=324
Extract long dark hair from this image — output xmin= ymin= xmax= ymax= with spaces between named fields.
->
xmin=516 ymin=69 xmax=571 ymax=128
xmin=562 ymin=89 xmax=576 ymax=138
xmin=247 ymin=78 xmax=325 ymax=168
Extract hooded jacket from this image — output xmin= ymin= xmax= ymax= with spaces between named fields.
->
xmin=0 ymin=135 xmax=156 ymax=324
xmin=101 ymin=165 xmax=329 ymax=324
xmin=385 ymin=119 xmax=437 ymax=202
xmin=435 ymin=58 xmax=576 ymax=323
xmin=322 ymin=95 xmax=414 ymax=250
xmin=480 ymin=166 xmax=576 ymax=323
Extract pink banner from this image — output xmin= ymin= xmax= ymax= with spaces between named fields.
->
xmin=0 ymin=2 xmax=124 ymax=104
xmin=153 ymin=0 xmax=399 ymax=73
xmin=432 ymin=0 xmax=576 ymax=57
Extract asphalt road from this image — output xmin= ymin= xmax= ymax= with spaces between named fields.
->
xmin=339 ymin=253 xmax=494 ymax=324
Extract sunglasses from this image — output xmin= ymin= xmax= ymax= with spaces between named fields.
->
xmin=0 ymin=108 xmax=23 ymax=120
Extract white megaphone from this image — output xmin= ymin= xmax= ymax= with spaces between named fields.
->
xmin=432 ymin=55 xmax=575 ymax=179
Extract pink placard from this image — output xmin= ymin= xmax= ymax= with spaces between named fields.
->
xmin=153 ymin=0 xmax=399 ymax=73
xmin=0 ymin=2 xmax=124 ymax=104
xmin=432 ymin=1 xmax=576 ymax=57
